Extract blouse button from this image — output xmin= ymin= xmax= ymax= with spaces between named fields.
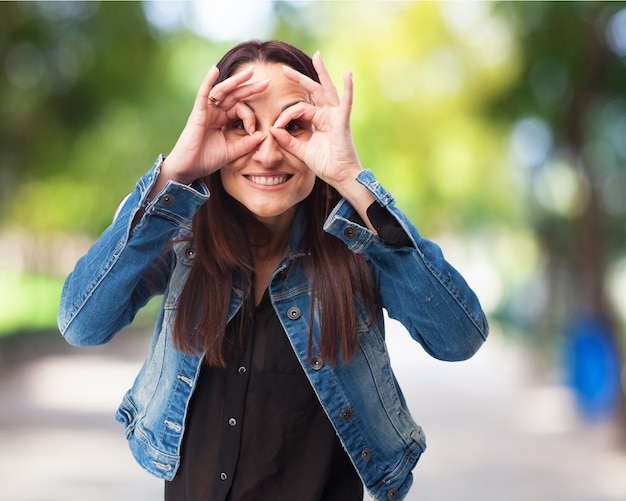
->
xmin=343 ymin=226 xmax=357 ymax=240
xmin=220 ymin=472 xmax=228 ymax=481
xmin=228 ymin=418 xmax=237 ymax=427
xmin=339 ymin=408 xmax=352 ymax=421
xmin=237 ymin=366 xmax=247 ymax=374
xmin=287 ymin=307 xmax=301 ymax=320
xmin=161 ymin=194 xmax=175 ymax=206
xmin=310 ymin=356 xmax=324 ymax=371
xmin=361 ymin=448 xmax=372 ymax=461
xmin=387 ymin=488 xmax=399 ymax=500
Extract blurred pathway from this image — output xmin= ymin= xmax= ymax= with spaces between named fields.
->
xmin=0 ymin=320 xmax=625 ymax=501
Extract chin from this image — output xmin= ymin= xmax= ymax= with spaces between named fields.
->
xmin=246 ymin=204 xmax=298 ymax=224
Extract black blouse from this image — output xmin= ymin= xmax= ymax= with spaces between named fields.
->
xmin=165 ymin=291 xmax=364 ymax=501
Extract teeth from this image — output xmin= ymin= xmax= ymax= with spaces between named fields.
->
xmin=248 ymin=176 xmax=289 ymax=186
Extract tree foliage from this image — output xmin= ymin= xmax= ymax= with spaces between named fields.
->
xmin=310 ymin=2 xmax=521 ymax=233
xmin=488 ymin=2 xmax=626 ymax=325
xmin=1 ymin=1 xmax=182 ymax=233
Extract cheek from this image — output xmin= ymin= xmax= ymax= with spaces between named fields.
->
xmin=219 ymin=168 xmax=236 ymax=197
xmin=300 ymin=171 xmax=316 ymax=197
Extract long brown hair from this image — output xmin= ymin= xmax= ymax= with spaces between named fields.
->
xmin=173 ymin=40 xmax=376 ymax=367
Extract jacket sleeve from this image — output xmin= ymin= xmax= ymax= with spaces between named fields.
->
xmin=57 ymin=155 xmax=210 ymax=347
xmin=323 ymin=169 xmax=488 ymax=361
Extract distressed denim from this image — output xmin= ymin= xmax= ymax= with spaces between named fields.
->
xmin=58 ymin=155 xmax=488 ymax=501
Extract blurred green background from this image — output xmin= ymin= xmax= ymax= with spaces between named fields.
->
xmin=1 ymin=1 xmax=625 ymax=431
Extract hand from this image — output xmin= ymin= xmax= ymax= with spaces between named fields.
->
xmin=162 ymin=65 xmax=269 ymax=184
xmin=269 ymin=52 xmax=363 ymax=189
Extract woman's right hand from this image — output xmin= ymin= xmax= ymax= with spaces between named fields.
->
xmin=158 ymin=65 xmax=269 ymax=186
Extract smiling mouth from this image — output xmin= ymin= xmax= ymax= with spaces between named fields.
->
xmin=246 ymin=175 xmax=291 ymax=186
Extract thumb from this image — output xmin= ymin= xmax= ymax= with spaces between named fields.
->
xmin=229 ymin=131 xmax=266 ymax=159
xmin=270 ymin=127 xmax=300 ymax=156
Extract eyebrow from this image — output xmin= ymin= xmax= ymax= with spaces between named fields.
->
xmin=245 ymin=100 xmax=306 ymax=113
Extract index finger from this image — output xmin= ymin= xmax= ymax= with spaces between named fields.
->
xmin=218 ymin=78 xmax=271 ymax=112
xmin=208 ymin=65 xmax=257 ymax=104
xmin=281 ymin=64 xmax=320 ymax=94
xmin=282 ymin=52 xmax=340 ymax=106
xmin=272 ymin=101 xmax=316 ymax=129
xmin=194 ymin=65 xmax=220 ymax=106
xmin=311 ymin=51 xmax=337 ymax=93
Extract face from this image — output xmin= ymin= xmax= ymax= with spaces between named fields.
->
xmin=220 ymin=63 xmax=316 ymax=227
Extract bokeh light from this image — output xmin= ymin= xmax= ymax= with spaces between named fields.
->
xmin=606 ymin=7 xmax=626 ymax=56
xmin=143 ymin=0 xmax=275 ymax=41
xmin=509 ymin=117 xmax=553 ymax=171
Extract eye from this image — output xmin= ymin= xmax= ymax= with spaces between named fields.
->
xmin=285 ymin=120 xmax=308 ymax=136
xmin=230 ymin=119 xmax=245 ymax=131
xmin=225 ymin=119 xmax=248 ymax=136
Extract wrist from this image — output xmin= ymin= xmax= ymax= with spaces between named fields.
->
xmin=330 ymin=163 xmax=367 ymax=196
xmin=331 ymin=166 xmax=376 ymax=231
xmin=161 ymin=157 xmax=197 ymax=186
xmin=326 ymin=161 xmax=362 ymax=188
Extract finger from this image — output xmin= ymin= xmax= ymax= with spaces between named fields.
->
xmin=341 ymin=70 xmax=354 ymax=125
xmin=272 ymin=101 xmax=316 ymax=129
xmin=234 ymin=101 xmax=257 ymax=135
xmin=194 ymin=65 xmax=220 ymax=108
xmin=227 ymin=130 xmax=266 ymax=159
xmin=208 ymin=65 xmax=256 ymax=105
xmin=281 ymin=64 xmax=320 ymax=94
xmin=312 ymin=52 xmax=340 ymax=106
xmin=282 ymin=60 xmax=338 ymax=107
xmin=312 ymin=51 xmax=337 ymax=96
xmin=269 ymin=126 xmax=300 ymax=156
xmin=223 ymin=100 xmax=260 ymax=136
xmin=218 ymin=78 xmax=270 ymax=111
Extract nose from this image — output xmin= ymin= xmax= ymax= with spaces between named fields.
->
xmin=252 ymin=131 xmax=284 ymax=168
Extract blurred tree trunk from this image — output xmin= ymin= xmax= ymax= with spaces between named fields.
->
xmin=489 ymin=1 xmax=626 ymax=436
xmin=562 ymin=15 xmax=626 ymax=436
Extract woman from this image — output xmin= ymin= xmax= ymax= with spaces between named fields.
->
xmin=58 ymin=40 xmax=488 ymax=501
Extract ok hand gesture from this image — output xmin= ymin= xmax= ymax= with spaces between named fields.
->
xmin=161 ymin=65 xmax=269 ymax=185
xmin=270 ymin=52 xmax=364 ymax=194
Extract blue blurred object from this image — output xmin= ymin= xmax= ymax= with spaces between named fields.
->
xmin=564 ymin=314 xmax=622 ymax=421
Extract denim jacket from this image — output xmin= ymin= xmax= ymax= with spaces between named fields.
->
xmin=58 ymin=155 xmax=488 ymax=501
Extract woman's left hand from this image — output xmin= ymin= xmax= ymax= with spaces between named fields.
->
xmin=270 ymin=52 xmax=363 ymax=191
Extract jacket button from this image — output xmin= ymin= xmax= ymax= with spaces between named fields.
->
xmin=287 ymin=307 xmax=301 ymax=320
xmin=310 ymin=356 xmax=324 ymax=371
xmin=161 ymin=194 xmax=175 ymax=206
xmin=387 ymin=488 xmax=399 ymax=500
xmin=361 ymin=448 xmax=372 ymax=461
xmin=339 ymin=408 xmax=352 ymax=421
xmin=185 ymin=246 xmax=196 ymax=259
xmin=343 ymin=225 xmax=357 ymax=240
